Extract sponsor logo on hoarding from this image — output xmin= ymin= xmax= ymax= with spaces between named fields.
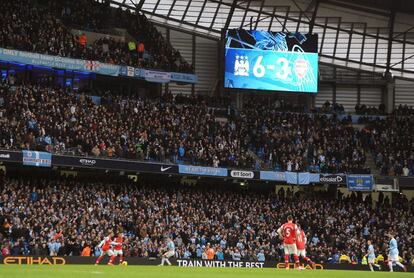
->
xmin=79 ymin=159 xmax=97 ymax=166
xmin=230 ymin=170 xmax=254 ymax=179
xmin=3 ymin=257 xmax=66 ymax=265
xmin=0 ymin=154 xmax=10 ymax=159
xmin=320 ymin=175 xmax=345 ymax=184
xmin=179 ymin=165 xmax=228 ymax=177
xmin=22 ymin=151 xmax=51 ymax=167
xmin=276 ymin=263 xmax=324 ymax=270
xmin=161 ymin=166 xmax=172 ymax=172
xmin=177 ymin=259 xmax=264 ymax=268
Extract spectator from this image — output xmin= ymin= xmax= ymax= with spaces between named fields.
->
xmin=232 ymin=249 xmax=242 ymax=261
xmin=81 ymin=244 xmax=91 ymax=256
xmin=206 ymin=244 xmax=215 ymax=260
xmin=138 ymin=42 xmax=145 ymax=58
xmin=257 ymin=250 xmax=265 ymax=262
xmin=216 ymin=248 xmax=224 ymax=260
xmin=79 ymin=33 xmax=87 ymax=47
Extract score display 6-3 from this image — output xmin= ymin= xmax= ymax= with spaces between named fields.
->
xmin=225 ymin=48 xmax=318 ymax=93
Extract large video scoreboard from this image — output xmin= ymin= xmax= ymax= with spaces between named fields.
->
xmin=224 ymin=29 xmax=318 ymax=93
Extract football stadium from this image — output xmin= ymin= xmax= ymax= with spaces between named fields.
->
xmin=0 ymin=0 xmax=413 ymax=277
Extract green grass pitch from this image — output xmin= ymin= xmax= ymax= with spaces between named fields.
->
xmin=0 ymin=265 xmax=410 ymax=278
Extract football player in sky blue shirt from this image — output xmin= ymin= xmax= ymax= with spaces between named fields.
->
xmin=365 ymin=240 xmax=380 ymax=271
xmin=159 ymin=237 xmax=175 ymax=266
xmin=387 ymin=232 xmax=407 ymax=272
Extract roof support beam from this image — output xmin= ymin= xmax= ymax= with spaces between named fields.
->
xmin=223 ymin=0 xmax=238 ymax=32
xmin=309 ymin=0 xmax=320 ymax=34
xmin=324 ymin=0 xmax=390 ymax=17
xmin=268 ymin=7 xmax=276 ymax=32
xmin=152 ymin=0 xmax=162 ymax=13
xmin=209 ymin=1 xmax=222 ymax=29
xmin=254 ymin=0 xmax=266 ymax=29
xmin=346 ymin=23 xmax=354 ymax=61
xmin=292 ymin=0 xmax=311 ymax=22
xmin=385 ymin=10 xmax=395 ymax=74
xmin=393 ymin=26 xmax=414 ymax=40
xmin=196 ymin=0 xmax=208 ymax=25
xmin=241 ymin=0 xmax=252 ymax=28
xmin=167 ymin=0 xmax=178 ymax=18
xmin=136 ymin=0 xmax=145 ymax=11
xmin=181 ymin=0 xmax=193 ymax=22
xmin=282 ymin=7 xmax=290 ymax=32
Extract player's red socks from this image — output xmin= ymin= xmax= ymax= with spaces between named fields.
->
xmin=95 ymin=256 xmax=102 ymax=264
xmin=119 ymin=255 xmax=123 ymax=263
xmin=284 ymin=255 xmax=289 ymax=269
xmin=294 ymin=255 xmax=299 ymax=268
xmin=304 ymin=257 xmax=315 ymax=269
xmin=108 ymin=255 xmax=115 ymax=265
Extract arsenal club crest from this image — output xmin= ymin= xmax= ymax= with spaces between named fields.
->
xmin=294 ymin=59 xmax=308 ymax=78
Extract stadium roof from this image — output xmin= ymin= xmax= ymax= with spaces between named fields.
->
xmin=343 ymin=0 xmax=414 ymax=14
xmin=110 ymin=0 xmax=414 ymax=79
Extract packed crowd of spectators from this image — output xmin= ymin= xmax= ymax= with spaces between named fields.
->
xmin=355 ymin=104 xmax=386 ymax=115
xmin=393 ymin=104 xmax=414 ymax=116
xmin=0 ymin=177 xmax=413 ymax=264
xmin=362 ymin=116 xmax=414 ymax=176
xmin=0 ymin=79 xmax=372 ymax=173
xmin=319 ymin=101 xmax=346 ymax=114
xmin=0 ymin=0 xmax=193 ymax=73
xmin=0 ymin=81 xmax=256 ymax=169
xmin=241 ymin=100 xmax=368 ymax=173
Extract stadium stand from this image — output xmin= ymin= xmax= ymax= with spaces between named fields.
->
xmin=0 ymin=0 xmax=193 ymax=73
xmin=0 ymin=80 xmax=371 ymax=174
xmin=361 ymin=116 xmax=414 ymax=176
xmin=0 ymin=0 xmax=414 ymax=276
xmin=0 ymin=176 xmax=413 ymax=264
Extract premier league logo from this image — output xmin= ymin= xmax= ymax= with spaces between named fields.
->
xmin=294 ymin=59 xmax=308 ymax=78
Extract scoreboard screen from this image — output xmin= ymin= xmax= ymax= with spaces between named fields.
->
xmin=224 ymin=29 xmax=318 ymax=93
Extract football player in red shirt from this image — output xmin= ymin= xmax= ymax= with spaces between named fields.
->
xmin=296 ymin=224 xmax=315 ymax=269
xmin=95 ymin=231 xmax=115 ymax=265
xmin=113 ymin=232 xmax=124 ymax=265
xmin=277 ymin=215 xmax=300 ymax=269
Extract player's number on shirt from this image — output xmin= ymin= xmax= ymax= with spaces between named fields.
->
xmin=285 ymin=228 xmax=291 ymax=237
xmin=297 ymin=233 xmax=302 ymax=242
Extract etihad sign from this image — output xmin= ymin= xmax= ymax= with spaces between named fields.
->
xmin=3 ymin=257 xmax=66 ymax=265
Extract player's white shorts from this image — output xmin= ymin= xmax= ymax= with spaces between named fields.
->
xmin=297 ymin=249 xmax=306 ymax=257
xmin=101 ymin=249 xmax=114 ymax=256
xmin=367 ymin=257 xmax=375 ymax=264
xmin=163 ymin=250 xmax=175 ymax=258
xmin=389 ymin=254 xmax=399 ymax=262
xmin=283 ymin=244 xmax=297 ymax=255
xmin=113 ymin=249 xmax=123 ymax=256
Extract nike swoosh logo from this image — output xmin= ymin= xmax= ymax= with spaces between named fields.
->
xmin=161 ymin=166 xmax=172 ymax=172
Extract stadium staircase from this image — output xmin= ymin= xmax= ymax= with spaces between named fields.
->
xmin=354 ymin=123 xmax=381 ymax=176
xmin=247 ymin=150 xmax=263 ymax=170
xmin=365 ymin=152 xmax=380 ymax=176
